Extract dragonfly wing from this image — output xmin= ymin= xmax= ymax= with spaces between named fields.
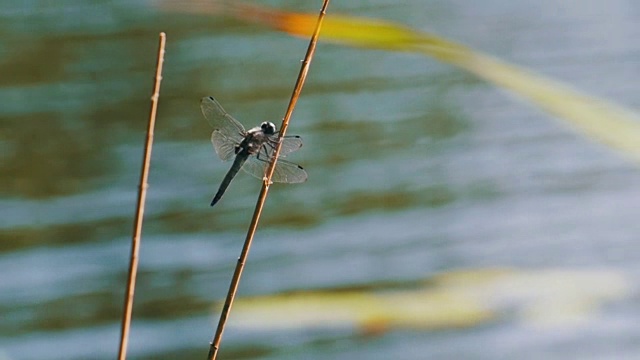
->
xmin=201 ymin=96 xmax=246 ymax=160
xmin=277 ymin=135 xmax=304 ymax=156
xmin=271 ymin=159 xmax=308 ymax=183
xmin=263 ymin=135 xmax=303 ymax=159
xmin=240 ymin=156 xmax=269 ymax=180
xmin=211 ymin=131 xmax=237 ymax=161
xmin=241 ymin=146 xmax=308 ymax=184
xmin=200 ymin=96 xmax=245 ymax=134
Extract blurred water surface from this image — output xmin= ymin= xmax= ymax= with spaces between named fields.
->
xmin=1 ymin=0 xmax=640 ymax=359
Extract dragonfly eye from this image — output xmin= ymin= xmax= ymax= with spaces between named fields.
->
xmin=261 ymin=122 xmax=276 ymax=135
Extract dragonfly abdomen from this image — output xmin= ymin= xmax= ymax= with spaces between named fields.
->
xmin=211 ymin=154 xmax=248 ymax=206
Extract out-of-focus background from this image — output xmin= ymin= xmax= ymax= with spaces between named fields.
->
xmin=1 ymin=0 xmax=640 ymax=359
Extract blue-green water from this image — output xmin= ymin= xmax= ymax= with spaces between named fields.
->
xmin=2 ymin=1 xmax=640 ymax=359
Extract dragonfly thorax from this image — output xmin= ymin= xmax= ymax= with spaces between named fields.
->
xmin=236 ymin=123 xmax=275 ymax=156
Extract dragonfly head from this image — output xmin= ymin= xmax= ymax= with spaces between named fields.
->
xmin=260 ymin=121 xmax=277 ymax=135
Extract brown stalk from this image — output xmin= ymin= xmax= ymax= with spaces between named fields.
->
xmin=117 ymin=32 xmax=166 ymax=360
xmin=206 ymin=1 xmax=330 ymax=359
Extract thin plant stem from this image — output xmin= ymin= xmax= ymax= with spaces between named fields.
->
xmin=118 ymin=32 xmax=166 ymax=360
xmin=206 ymin=2 xmax=330 ymax=359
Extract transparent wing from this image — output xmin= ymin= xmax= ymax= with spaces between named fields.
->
xmin=211 ymin=131 xmax=237 ymax=161
xmin=200 ymin=96 xmax=245 ymax=134
xmin=270 ymin=159 xmax=308 ymax=183
xmin=269 ymin=134 xmax=304 ymax=157
xmin=241 ymin=145 xmax=308 ymax=183
xmin=242 ymin=157 xmax=308 ymax=183
xmin=261 ymin=134 xmax=303 ymax=161
xmin=201 ymin=96 xmax=246 ymax=161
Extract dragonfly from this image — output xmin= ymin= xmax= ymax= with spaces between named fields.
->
xmin=201 ymin=96 xmax=308 ymax=206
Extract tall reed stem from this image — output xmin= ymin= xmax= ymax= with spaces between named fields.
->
xmin=206 ymin=2 xmax=330 ymax=359
xmin=118 ymin=32 xmax=166 ymax=360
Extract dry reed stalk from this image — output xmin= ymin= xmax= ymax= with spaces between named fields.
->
xmin=206 ymin=1 xmax=330 ymax=359
xmin=117 ymin=32 xmax=166 ymax=360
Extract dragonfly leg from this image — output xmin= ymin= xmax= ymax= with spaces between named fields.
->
xmin=256 ymin=145 xmax=274 ymax=184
